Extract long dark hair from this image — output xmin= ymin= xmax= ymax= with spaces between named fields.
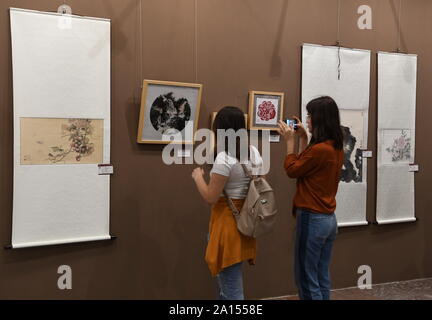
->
xmin=306 ymin=96 xmax=343 ymax=150
xmin=213 ymin=106 xmax=249 ymax=161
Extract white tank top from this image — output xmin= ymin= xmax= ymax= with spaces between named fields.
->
xmin=210 ymin=146 xmax=264 ymax=199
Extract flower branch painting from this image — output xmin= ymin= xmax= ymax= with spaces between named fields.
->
xmin=48 ymin=119 xmax=96 ymax=163
xmin=20 ymin=118 xmax=104 ymax=165
xmin=382 ymin=129 xmax=413 ymax=164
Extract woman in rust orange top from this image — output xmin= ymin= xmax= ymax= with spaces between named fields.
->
xmin=192 ymin=106 xmax=263 ymax=300
xmin=277 ymin=96 xmax=344 ymax=300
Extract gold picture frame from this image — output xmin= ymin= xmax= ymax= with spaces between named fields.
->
xmin=137 ymin=79 xmax=203 ymax=144
xmin=248 ymin=90 xmax=284 ymax=130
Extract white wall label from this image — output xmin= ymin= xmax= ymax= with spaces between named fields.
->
xmin=409 ymin=164 xmax=419 ymax=172
xmin=362 ymin=150 xmax=373 ymax=158
xmin=177 ymin=149 xmax=191 ymax=158
xmin=98 ymin=164 xmax=113 ymax=175
xmin=269 ymin=135 xmax=280 ymax=143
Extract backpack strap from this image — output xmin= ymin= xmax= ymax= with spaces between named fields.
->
xmin=223 ymin=161 xmax=256 ymax=217
xmin=223 ymin=190 xmax=240 ymax=216
xmin=240 ymin=163 xmax=255 ymax=179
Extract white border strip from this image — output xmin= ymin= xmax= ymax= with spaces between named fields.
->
xmin=11 ymin=235 xmax=112 ymax=249
xmin=338 ymin=221 xmax=369 ymax=228
xmin=377 ymin=50 xmax=417 ymax=57
xmin=376 ymin=217 xmax=417 ymax=225
xmin=303 ymin=42 xmax=371 ymax=54
xmin=9 ymin=7 xmax=110 ymax=22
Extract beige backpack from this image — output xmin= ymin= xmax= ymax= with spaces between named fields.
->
xmin=224 ymin=164 xmax=278 ymax=238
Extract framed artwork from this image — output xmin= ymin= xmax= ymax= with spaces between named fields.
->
xmin=137 ymin=80 xmax=203 ymax=144
xmin=248 ymin=91 xmax=284 ymax=130
xmin=20 ymin=117 xmax=104 ymax=165
xmin=210 ymin=111 xmax=248 ymax=130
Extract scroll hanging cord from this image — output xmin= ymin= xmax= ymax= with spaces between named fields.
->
xmin=194 ymin=0 xmax=198 ymax=83
xmin=140 ymin=0 xmax=143 ymax=89
xmin=337 ymin=42 xmax=341 ymax=80
xmin=336 ymin=0 xmax=341 ymax=80
xmin=397 ymin=0 xmax=402 ymax=53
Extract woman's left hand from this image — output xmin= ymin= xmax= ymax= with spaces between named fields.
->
xmin=277 ymin=120 xmax=295 ymax=141
xmin=192 ymin=167 xmax=204 ymax=180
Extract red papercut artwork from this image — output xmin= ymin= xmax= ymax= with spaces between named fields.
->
xmin=257 ymin=101 xmax=276 ymax=121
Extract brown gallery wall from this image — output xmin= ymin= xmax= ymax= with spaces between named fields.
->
xmin=0 ymin=0 xmax=431 ymax=299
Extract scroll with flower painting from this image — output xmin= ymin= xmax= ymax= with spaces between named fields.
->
xmin=10 ymin=8 xmax=111 ymax=248
xmin=376 ymin=52 xmax=417 ymax=224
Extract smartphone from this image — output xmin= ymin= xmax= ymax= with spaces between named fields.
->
xmin=286 ymin=118 xmax=298 ymax=130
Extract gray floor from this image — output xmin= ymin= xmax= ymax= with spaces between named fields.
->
xmin=270 ymin=278 xmax=432 ymax=300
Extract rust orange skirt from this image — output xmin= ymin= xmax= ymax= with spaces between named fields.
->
xmin=205 ymin=197 xmax=257 ymax=277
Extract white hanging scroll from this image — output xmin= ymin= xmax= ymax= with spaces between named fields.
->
xmin=10 ymin=8 xmax=111 ymax=248
xmin=301 ymin=43 xmax=371 ymax=227
xmin=376 ymin=52 xmax=417 ymax=225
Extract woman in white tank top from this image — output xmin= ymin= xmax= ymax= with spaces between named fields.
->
xmin=192 ymin=106 xmax=263 ymax=300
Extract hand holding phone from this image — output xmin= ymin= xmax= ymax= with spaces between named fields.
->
xmin=285 ymin=118 xmax=298 ymax=131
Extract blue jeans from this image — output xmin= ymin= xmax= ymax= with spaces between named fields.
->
xmin=216 ymin=262 xmax=244 ymax=300
xmin=294 ymin=209 xmax=338 ymax=300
